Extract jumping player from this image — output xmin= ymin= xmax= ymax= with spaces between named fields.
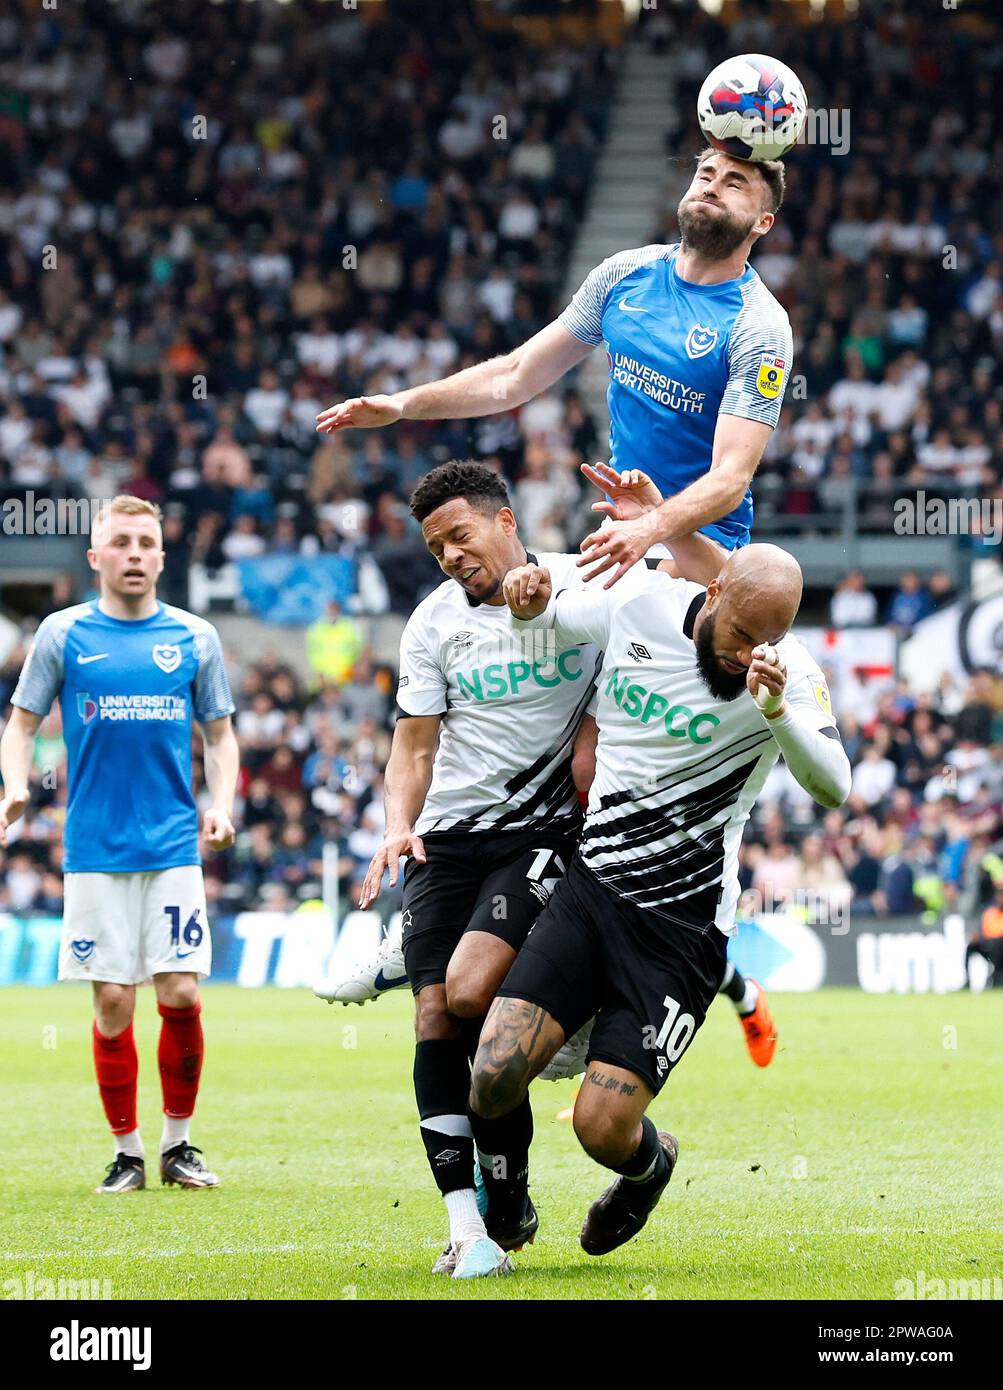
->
xmin=0 ymin=496 xmax=239 ymax=1193
xmin=316 ymin=149 xmax=793 ymax=583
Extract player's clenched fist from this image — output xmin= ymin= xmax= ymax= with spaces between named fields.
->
xmin=360 ymin=830 xmax=427 ymax=909
xmin=315 ymin=394 xmax=404 ymax=435
xmin=202 ymin=808 xmax=236 ymax=852
xmin=503 ymin=564 xmax=552 ymax=619
xmin=747 ymin=642 xmax=787 ymax=717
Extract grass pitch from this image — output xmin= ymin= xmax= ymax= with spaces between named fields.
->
xmin=1 ymin=985 xmax=1000 ymax=1300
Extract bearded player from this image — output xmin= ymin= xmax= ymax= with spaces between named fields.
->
xmin=0 ymin=496 xmax=239 ymax=1193
xmin=316 ymin=148 xmax=793 ymax=585
xmin=469 ymin=546 xmax=850 ymax=1258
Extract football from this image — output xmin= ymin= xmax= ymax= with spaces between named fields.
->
xmin=697 ymin=54 xmax=808 ymax=162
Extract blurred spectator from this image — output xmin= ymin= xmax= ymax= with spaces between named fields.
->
xmin=887 ymin=572 xmax=933 ymax=632
xmin=830 ymin=571 xmax=878 ymax=628
xmin=306 ymin=601 xmax=363 ymax=688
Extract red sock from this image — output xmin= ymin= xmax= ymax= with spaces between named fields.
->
xmin=157 ymin=1000 xmax=204 ymax=1119
xmin=92 ymin=1021 xmax=139 ymax=1135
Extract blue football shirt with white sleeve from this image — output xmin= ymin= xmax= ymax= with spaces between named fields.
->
xmin=559 ymin=243 xmax=793 ymax=549
xmin=11 ymin=602 xmax=236 ymax=873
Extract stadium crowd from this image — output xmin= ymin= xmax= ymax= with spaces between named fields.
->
xmin=0 ymin=0 xmax=612 ymax=604
xmin=1 ymin=2 xmax=1001 ymax=943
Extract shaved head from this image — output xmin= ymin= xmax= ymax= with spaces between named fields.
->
xmin=693 ymin=544 xmax=803 ymax=701
xmin=716 ymin=543 xmax=803 ymax=635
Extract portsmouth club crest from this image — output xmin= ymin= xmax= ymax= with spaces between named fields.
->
xmin=152 ymin=643 xmax=182 ymax=674
xmin=685 ymin=323 xmax=719 ymax=360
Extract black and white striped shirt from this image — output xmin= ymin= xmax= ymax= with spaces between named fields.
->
xmin=513 ymin=565 xmax=838 ymax=934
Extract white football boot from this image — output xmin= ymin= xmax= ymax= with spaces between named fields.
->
xmin=314 ymin=918 xmax=409 ymax=1005
xmin=539 ymin=1019 xmax=593 ymax=1081
xmin=452 ymin=1235 xmax=514 ymax=1280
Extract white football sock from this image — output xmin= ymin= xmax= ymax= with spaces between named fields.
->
xmin=737 ymin=979 xmax=759 ymax=1017
xmin=115 ymin=1129 xmax=145 ymax=1159
xmin=444 ymin=1188 xmax=487 ymax=1247
xmin=160 ymin=1115 xmax=191 ymax=1154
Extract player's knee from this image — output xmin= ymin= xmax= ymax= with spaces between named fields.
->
xmin=93 ymin=984 xmax=134 ymax=1035
xmin=444 ymin=965 xmax=492 ymax=1020
xmin=573 ymin=1105 xmax=635 ymax=1168
xmin=155 ymin=974 xmax=199 ymax=1010
xmin=414 ymin=986 xmax=460 ymax=1042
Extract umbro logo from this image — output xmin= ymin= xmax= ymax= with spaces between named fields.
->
xmin=656 ymin=1056 xmax=669 ymax=1076
xmin=627 ymin=642 xmax=652 ymax=662
xmin=451 ymin=630 xmax=474 ymax=648
xmin=434 ymin=1148 xmax=460 ymax=1165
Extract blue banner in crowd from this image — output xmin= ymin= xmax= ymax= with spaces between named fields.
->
xmin=236 ymin=554 xmax=356 ymax=625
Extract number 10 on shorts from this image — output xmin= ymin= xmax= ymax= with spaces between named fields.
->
xmin=166 ymin=904 xmax=204 ymax=954
xmin=643 ymin=994 xmax=695 ymax=1063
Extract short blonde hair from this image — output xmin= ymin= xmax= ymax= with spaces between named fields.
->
xmin=90 ymin=495 xmax=164 ymax=544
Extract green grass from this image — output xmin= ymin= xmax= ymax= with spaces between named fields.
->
xmin=1 ymin=985 xmax=1000 ymax=1300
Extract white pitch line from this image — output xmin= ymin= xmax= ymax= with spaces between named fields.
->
xmin=3 ymin=1226 xmax=1002 ymax=1260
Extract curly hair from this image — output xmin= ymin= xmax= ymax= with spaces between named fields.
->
xmin=409 ymin=460 xmax=511 ymax=524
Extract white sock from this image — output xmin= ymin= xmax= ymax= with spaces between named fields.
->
xmin=444 ymin=1188 xmax=487 ymax=1247
xmin=160 ymin=1115 xmax=191 ymax=1154
xmin=115 ymin=1129 xmax=144 ymax=1160
xmin=737 ymin=979 xmax=759 ymax=1017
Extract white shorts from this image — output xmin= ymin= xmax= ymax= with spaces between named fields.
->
xmin=60 ymin=866 xmax=212 ymax=985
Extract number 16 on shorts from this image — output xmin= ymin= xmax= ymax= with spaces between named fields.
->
xmin=166 ymin=904 xmax=205 ymax=959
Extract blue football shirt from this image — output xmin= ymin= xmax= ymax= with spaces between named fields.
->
xmin=11 ymin=601 xmax=235 ymax=874
xmin=560 ymin=243 xmax=793 ymax=549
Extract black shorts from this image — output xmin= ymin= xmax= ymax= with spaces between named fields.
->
xmin=401 ymin=825 xmax=578 ymax=994
xmin=496 ymin=851 xmax=728 ymax=1094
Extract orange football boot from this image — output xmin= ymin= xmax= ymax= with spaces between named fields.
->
xmin=740 ymin=980 xmax=778 ymax=1067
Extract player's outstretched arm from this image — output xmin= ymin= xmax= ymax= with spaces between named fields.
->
xmin=748 ymin=646 xmax=851 ymax=810
xmin=503 ymin=563 xmax=613 ymax=650
xmin=359 ymin=714 xmax=441 ymax=908
xmin=316 ymin=320 xmax=592 ymax=434
xmin=0 ymin=706 xmax=42 ymax=846
xmin=578 ymin=416 xmax=772 ymax=585
xmin=581 ymin=462 xmax=726 ymax=587
xmin=199 ymin=715 xmax=239 ymax=851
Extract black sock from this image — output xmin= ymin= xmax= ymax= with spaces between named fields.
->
xmin=458 ymin=1015 xmax=485 ymax=1065
xmin=414 ymin=1039 xmax=475 ymax=1197
xmin=612 ymin=1115 xmax=668 ymax=1194
xmin=469 ymin=1096 xmax=533 ymax=1221
xmin=719 ymin=959 xmax=746 ymax=1005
